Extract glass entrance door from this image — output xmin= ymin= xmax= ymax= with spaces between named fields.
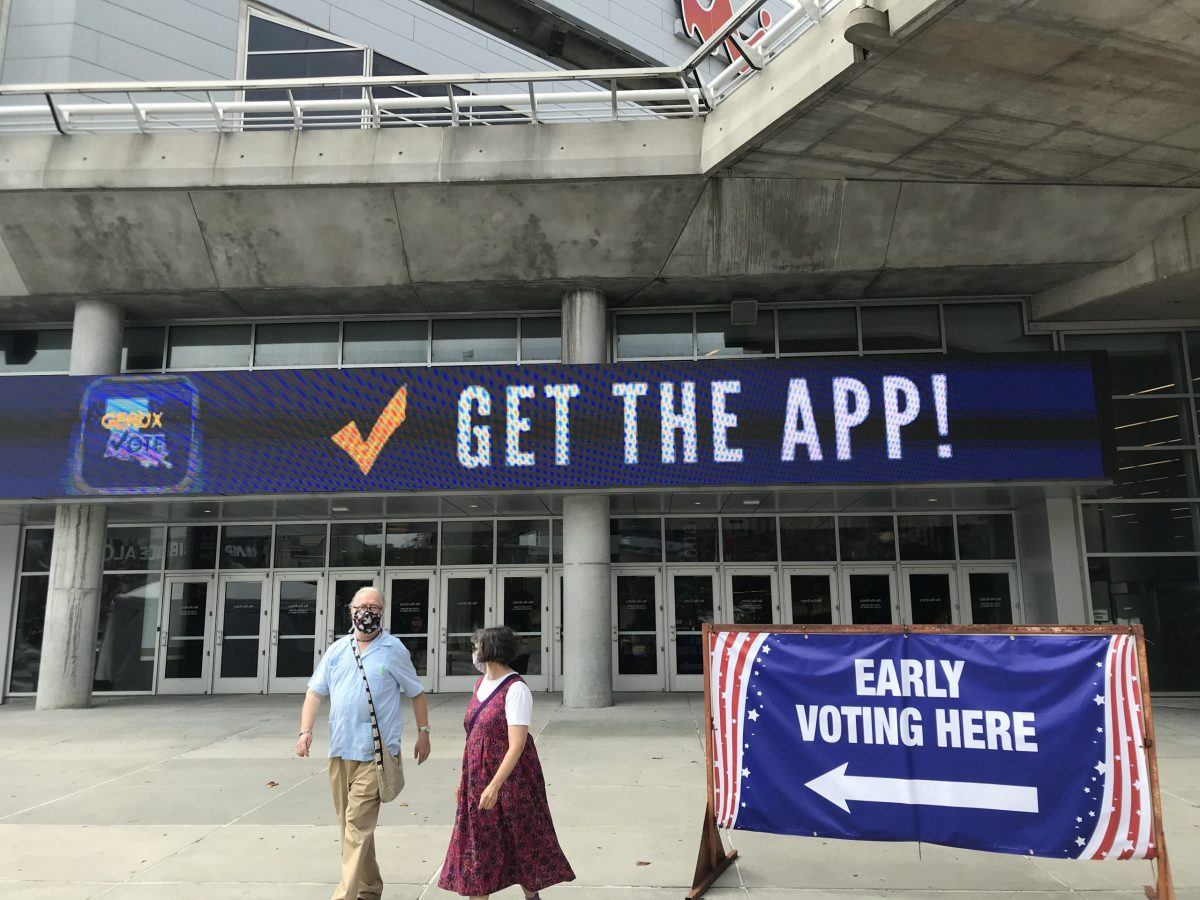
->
xmin=268 ymin=574 xmax=325 ymax=692
xmin=612 ymin=569 xmax=664 ymax=691
xmin=498 ymin=569 xmax=548 ymax=692
xmin=440 ymin=571 xmax=491 ymax=692
xmin=843 ymin=568 xmax=898 ymax=625
xmin=959 ymin=566 xmax=1019 ymax=624
xmin=666 ymin=567 xmax=717 ymax=691
xmin=328 ymin=573 xmax=381 ymax=648
xmin=213 ymin=575 xmax=268 ymax=693
xmin=723 ymin=569 xmax=778 ymax=626
xmin=901 ymin=567 xmax=957 ymax=625
xmin=783 ymin=567 xmax=839 ymax=624
xmin=156 ymin=576 xmax=215 ymax=695
xmin=388 ymin=572 xmax=436 ymax=692
xmin=551 ymin=569 xmax=562 ymax=692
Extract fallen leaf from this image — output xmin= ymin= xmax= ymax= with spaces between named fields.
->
xmin=636 ymin=860 xmax=652 ymax=866
xmin=266 ymin=781 xmax=279 ymax=788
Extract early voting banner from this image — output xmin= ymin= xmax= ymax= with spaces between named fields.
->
xmin=693 ymin=626 xmax=1174 ymax=899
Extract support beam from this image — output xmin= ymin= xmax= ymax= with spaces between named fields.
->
xmin=1015 ymin=490 xmax=1089 ymax=626
xmin=1033 ymin=202 xmax=1200 ymax=322
xmin=36 ymin=299 xmax=122 ymax=710
xmin=561 ymin=287 xmax=612 ymax=708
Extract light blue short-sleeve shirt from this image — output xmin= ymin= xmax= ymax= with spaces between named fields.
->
xmin=307 ymin=631 xmax=425 ymax=762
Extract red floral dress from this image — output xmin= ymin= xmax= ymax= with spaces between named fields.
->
xmin=439 ymin=675 xmax=575 ymax=896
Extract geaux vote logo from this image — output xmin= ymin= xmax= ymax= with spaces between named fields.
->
xmin=101 ymin=398 xmax=170 ymax=469
xmin=71 ymin=375 xmax=201 ymax=495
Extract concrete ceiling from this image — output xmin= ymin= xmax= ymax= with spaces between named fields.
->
xmin=2 ymin=159 xmax=1199 ymax=320
xmin=726 ymin=0 xmax=1200 ymax=185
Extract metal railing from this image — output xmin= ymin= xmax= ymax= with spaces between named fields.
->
xmin=0 ymin=0 xmax=842 ymax=135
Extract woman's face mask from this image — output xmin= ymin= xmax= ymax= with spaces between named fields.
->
xmin=472 ymin=648 xmax=487 ymax=674
xmin=352 ymin=607 xmax=382 ymax=637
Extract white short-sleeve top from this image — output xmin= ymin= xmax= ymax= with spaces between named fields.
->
xmin=475 ymin=673 xmax=533 ymax=727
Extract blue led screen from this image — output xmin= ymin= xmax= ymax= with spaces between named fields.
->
xmin=0 ymin=356 xmax=1111 ymax=500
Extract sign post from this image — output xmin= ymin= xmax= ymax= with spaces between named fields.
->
xmin=688 ymin=623 xmax=738 ymax=899
xmin=690 ymin=624 xmax=1174 ymax=900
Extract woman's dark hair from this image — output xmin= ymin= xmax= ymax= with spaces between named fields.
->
xmin=473 ymin=626 xmax=521 ymax=664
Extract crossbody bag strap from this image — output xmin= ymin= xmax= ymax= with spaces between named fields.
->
xmin=350 ymin=640 xmax=386 ymax=770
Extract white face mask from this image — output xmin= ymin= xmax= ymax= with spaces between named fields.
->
xmin=472 ymin=649 xmax=486 ymax=674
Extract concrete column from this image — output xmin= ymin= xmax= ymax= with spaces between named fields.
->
xmin=37 ymin=300 xmax=122 ymax=710
xmin=1015 ymin=489 xmax=1089 ymax=625
xmin=561 ymin=288 xmax=612 ymax=708
xmin=561 ymin=288 xmax=607 ymax=365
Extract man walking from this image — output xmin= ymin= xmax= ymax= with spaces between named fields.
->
xmin=297 ymin=586 xmax=431 ymax=900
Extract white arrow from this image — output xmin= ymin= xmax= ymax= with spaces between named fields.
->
xmin=805 ymin=763 xmax=1039 ymax=814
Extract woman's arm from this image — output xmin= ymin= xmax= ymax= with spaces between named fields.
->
xmin=478 ymin=725 xmax=529 ymax=810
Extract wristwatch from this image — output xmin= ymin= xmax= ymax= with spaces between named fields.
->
xmin=417 ymin=725 xmax=432 ymax=734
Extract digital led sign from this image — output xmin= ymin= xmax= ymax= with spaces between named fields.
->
xmin=0 ymin=355 xmax=1111 ymax=500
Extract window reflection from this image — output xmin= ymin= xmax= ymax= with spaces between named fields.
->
xmin=1065 ymin=332 xmax=1186 ymax=396
xmin=615 ymin=314 xmax=693 ymax=359
xmin=94 ymin=575 xmax=160 ymax=692
xmin=432 ymin=318 xmax=517 ymax=363
xmin=696 ymin=311 xmax=774 ymax=358
xmin=610 ymin=518 xmax=662 ymax=563
xmin=168 ymin=325 xmax=251 ymax=370
xmin=839 ymin=516 xmax=896 ymax=562
xmin=665 ymin=518 xmax=717 ymax=563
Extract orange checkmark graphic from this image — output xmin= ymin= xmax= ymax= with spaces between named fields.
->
xmin=331 ymin=386 xmax=408 ymax=476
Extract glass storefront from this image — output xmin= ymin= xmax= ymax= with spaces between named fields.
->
xmin=1069 ymin=329 xmax=1200 ymax=691
xmin=7 ymin=511 xmax=1020 ymax=696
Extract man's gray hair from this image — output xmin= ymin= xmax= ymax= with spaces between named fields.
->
xmin=349 ymin=586 xmax=384 ymax=608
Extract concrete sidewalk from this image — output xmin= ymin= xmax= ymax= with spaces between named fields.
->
xmin=0 ymin=692 xmax=1197 ymax=900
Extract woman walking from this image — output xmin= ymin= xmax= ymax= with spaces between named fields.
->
xmin=439 ymin=626 xmax=575 ymax=900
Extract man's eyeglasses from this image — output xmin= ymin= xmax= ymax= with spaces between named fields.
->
xmin=351 ymin=605 xmax=383 ymax=614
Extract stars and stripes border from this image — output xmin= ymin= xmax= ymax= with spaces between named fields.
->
xmin=710 ymin=629 xmax=768 ymax=830
xmin=1079 ymin=633 xmax=1155 ymax=860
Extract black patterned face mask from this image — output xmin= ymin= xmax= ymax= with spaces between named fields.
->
xmin=352 ymin=608 xmax=382 ymax=636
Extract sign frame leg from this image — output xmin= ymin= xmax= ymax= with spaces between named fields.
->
xmin=688 ymin=624 xmax=737 ymax=899
xmin=686 ymin=801 xmax=737 ymax=900
xmin=1136 ymin=631 xmax=1176 ymax=900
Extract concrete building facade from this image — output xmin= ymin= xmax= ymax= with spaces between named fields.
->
xmin=0 ymin=0 xmax=1199 ymax=707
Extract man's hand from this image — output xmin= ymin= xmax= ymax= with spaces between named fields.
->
xmin=413 ymin=732 xmax=431 ymax=765
xmin=296 ymin=733 xmax=313 ymax=758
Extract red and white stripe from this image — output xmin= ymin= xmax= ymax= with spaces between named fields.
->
xmin=1080 ymin=634 xmax=1155 ymax=860
xmin=710 ymin=629 xmax=769 ymax=829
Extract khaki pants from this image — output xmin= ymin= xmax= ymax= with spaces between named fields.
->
xmin=328 ymin=757 xmax=383 ymax=900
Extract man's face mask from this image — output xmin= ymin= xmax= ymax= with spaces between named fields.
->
xmin=352 ymin=607 xmax=382 ymax=636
